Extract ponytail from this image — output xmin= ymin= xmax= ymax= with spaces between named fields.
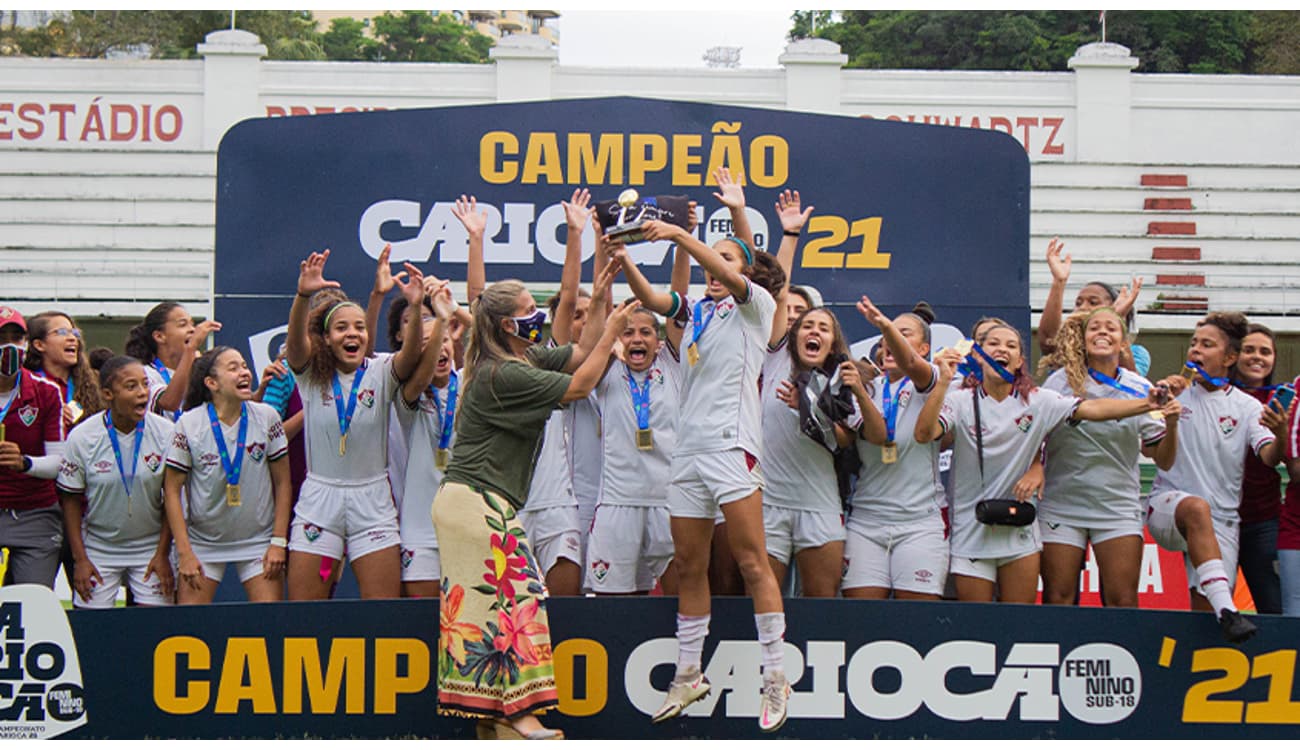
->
xmin=124 ymin=301 xmax=182 ymax=362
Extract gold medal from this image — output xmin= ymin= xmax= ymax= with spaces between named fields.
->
xmin=953 ymin=339 xmax=974 ymax=357
xmin=1179 ymin=364 xmax=1196 ymax=382
xmin=0 ymin=424 xmax=5 ymax=443
xmin=636 ymin=428 xmax=654 ymax=451
xmin=339 ymin=433 xmax=347 ymax=456
xmin=67 ymin=400 xmax=84 ymax=423
xmin=226 ymin=483 xmax=241 ymax=507
xmin=436 ymin=448 xmax=450 ymax=470
xmin=881 ymin=441 xmax=898 ymax=464
xmin=686 ymin=342 xmax=700 ymax=367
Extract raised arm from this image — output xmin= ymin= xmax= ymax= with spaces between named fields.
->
xmin=154 ymin=318 xmax=220 ymax=413
xmin=401 ymin=278 xmax=454 ymax=404
xmin=1073 ymin=390 xmax=1166 ymax=423
xmin=1037 ymin=237 xmax=1070 ymax=354
xmin=666 ymin=237 xmax=692 ymax=353
xmin=562 ymin=300 xmax=636 ymax=403
xmin=915 ymin=348 xmax=962 ymax=444
xmin=769 ymin=189 xmax=814 ymax=348
xmin=712 ymin=166 xmax=753 ymax=251
xmin=642 ymin=220 xmax=748 ymax=301
xmin=564 ymin=260 xmax=620 ymax=374
xmin=857 ymin=293 xmax=935 ymax=391
xmin=452 ymin=195 xmax=488 ymax=306
xmin=552 ymin=189 xmax=592 ymax=346
xmin=287 ymin=250 xmax=341 ymax=373
xmin=365 ymin=244 xmax=399 ymax=358
xmin=1141 ymin=395 xmax=1182 ymax=471
xmin=390 ymin=263 xmax=428 ymax=383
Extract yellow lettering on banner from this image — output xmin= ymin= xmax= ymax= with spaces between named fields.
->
xmin=628 ymin=134 xmax=668 ymax=185
xmin=480 ymin=131 xmax=519 ymax=184
xmin=1245 ymin=650 xmax=1300 ymax=724
xmin=704 ymin=122 xmax=745 ymax=185
xmin=748 ymin=134 xmax=788 ymax=188
xmin=521 ymin=132 xmax=563 ymax=185
xmin=374 ymin=638 xmax=430 ymax=714
xmin=671 ymin=134 xmax=703 ymax=186
xmin=844 ymin=217 xmax=892 ymax=269
xmin=1183 ymin=647 xmax=1248 ymax=723
xmin=283 ymin=637 xmax=366 ymax=714
xmin=802 ymin=215 xmax=848 ymax=268
xmin=214 ymin=638 xmax=277 ymax=714
xmin=553 ymin=639 xmax=608 ymax=717
xmin=154 ymin=636 xmax=210 ymax=714
xmin=567 ymin=133 xmax=623 ymax=185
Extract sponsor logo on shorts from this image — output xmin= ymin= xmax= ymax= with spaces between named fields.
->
xmin=565 ymin=536 xmax=580 ymax=551
xmin=1015 ymin=413 xmax=1033 ymax=432
xmin=18 ymin=405 xmax=37 ymax=426
xmin=915 ymin=569 xmax=933 ymax=582
xmin=1046 ymin=522 xmax=1061 ymax=530
xmin=92 ymin=460 xmax=114 ymax=474
xmin=303 ymin=523 xmax=322 ymax=542
xmin=1217 ymin=415 xmax=1238 ymax=435
xmin=401 ymin=548 xmax=415 ymax=568
xmin=358 ymin=389 xmax=376 ymax=408
xmin=246 ymin=442 xmax=266 ymax=462
xmin=591 ymin=559 xmax=610 ymax=582
xmin=366 ymin=529 xmax=388 ymax=542
xmin=142 ymin=453 xmax=162 ymax=472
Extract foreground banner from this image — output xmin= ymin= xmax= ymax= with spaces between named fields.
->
xmin=23 ymin=593 xmax=1295 ymax=739
xmin=213 ymin=96 xmax=1029 ymax=374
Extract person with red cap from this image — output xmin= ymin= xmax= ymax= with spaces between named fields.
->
xmin=0 ymin=305 xmax=69 ymax=588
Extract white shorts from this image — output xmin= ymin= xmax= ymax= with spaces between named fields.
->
xmin=584 ymin=504 xmax=674 ymax=593
xmin=1148 ymin=491 xmax=1242 ymax=592
xmin=292 ymin=472 xmax=399 ymax=539
xmin=74 ymin=561 xmax=173 ymax=609
xmin=764 ymin=505 xmax=845 ymax=564
xmin=400 ymin=545 xmax=441 ymax=582
xmin=1039 ymin=520 xmax=1142 ymax=549
xmin=668 ymin=449 xmax=764 ymax=519
xmin=949 ymin=549 xmax=1039 ymax=583
xmin=517 ymin=504 xmax=583 ymax=574
xmin=200 ymin=558 xmax=265 ymax=584
xmin=843 ymin=515 xmax=948 ymax=595
xmin=288 ymin=518 xmax=400 ymax=561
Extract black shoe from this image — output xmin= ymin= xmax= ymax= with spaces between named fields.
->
xmin=1219 ymin=609 xmax=1258 ymax=644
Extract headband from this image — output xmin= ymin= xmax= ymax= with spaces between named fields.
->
xmin=725 ymin=235 xmax=754 ymax=266
xmin=323 ymin=301 xmax=363 ymax=330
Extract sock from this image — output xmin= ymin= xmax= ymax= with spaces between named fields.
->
xmin=755 ymin=612 xmax=786 ymax=676
xmin=676 ymin=614 xmax=710 ymax=674
xmin=1196 ymin=560 xmax=1236 ymax=614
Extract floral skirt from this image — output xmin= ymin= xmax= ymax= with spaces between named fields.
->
xmin=431 ymin=481 xmax=557 ymax=719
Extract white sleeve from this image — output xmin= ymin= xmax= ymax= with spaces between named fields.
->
xmin=24 ymin=442 xmax=65 ymax=479
xmin=738 ymin=282 xmax=776 ymax=330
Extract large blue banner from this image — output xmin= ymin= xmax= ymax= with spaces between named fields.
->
xmin=213 ymin=97 xmax=1029 ymax=372
xmin=50 ymin=597 xmax=1300 ymax=739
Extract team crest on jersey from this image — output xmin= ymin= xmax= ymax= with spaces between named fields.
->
xmin=713 ymin=299 xmax=737 ymax=319
xmin=18 ymin=405 xmax=37 ymax=426
xmin=358 ymin=389 xmax=376 ymax=408
xmin=648 ymin=368 xmax=665 ymax=386
xmin=143 ymin=453 xmax=162 ymax=472
xmin=1218 ymin=415 xmax=1239 ymax=435
xmin=898 ymin=390 xmax=912 ymax=410
xmin=92 ymin=460 xmax=114 ymax=474
xmin=401 ymin=548 xmax=415 ymax=568
xmin=1015 ymin=413 xmax=1034 ymax=432
xmin=246 ymin=442 xmax=266 ymax=462
xmin=199 ymin=452 xmax=221 ymax=469
xmin=590 ymin=560 xmax=610 ymax=582
xmin=303 ymin=523 xmax=322 ymax=542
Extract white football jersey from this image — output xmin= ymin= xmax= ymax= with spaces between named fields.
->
xmin=296 ymin=354 xmax=401 ymax=481
xmin=852 ymin=365 xmax=945 ymax=524
xmin=392 ymin=372 xmax=460 ymax=549
xmin=568 ymin=394 xmax=602 ymax=512
xmin=145 ymin=362 xmax=181 ymax=422
xmin=523 ymin=407 xmax=576 ymax=510
xmin=595 ymin=349 xmax=683 ymax=508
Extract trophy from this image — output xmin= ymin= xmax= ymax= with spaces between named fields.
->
xmin=594 ymin=191 xmax=691 ymax=244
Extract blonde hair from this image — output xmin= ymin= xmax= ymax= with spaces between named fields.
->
xmin=463 ymin=280 xmax=530 ymax=387
xmin=1037 ymin=307 xmax=1126 ymax=397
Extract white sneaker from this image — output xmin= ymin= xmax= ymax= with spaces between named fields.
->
xmin=651 ymin=667 xmax=711 ymax=724
xmin=758 ymin=670 xmax=791 ymax=733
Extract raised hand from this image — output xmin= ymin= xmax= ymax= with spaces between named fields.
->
xmin=1114 ymin=276 xmax=1144 ymax=318
xmin=373 ymin=244 xmax=407 ymax=297
xmin=1046 ymin=237 xmax=1071 ymax=283
xmin=190 ymin=319 xmax=222 ymax=351
xmin=712 ymin=166 xmax=745 ymax=209
xmin=640 ymin=220 xmax=682 ymax=244
xmin=775 ymin=189 xmax=814 ymax=234
xmin=605 ymin=299 xmax=638 ymax=332
xmin=428 ymin=280 xmax=456 ymax=320
xmin=591 ymin=257 xmax=621 ymax=304
xmin=856 ymin=294 xmax=890 ymax=330
xmin=395 ymin=262 xmax=426 ymax=305
xmin=298 ymin=250 xmax=341 ymax=297
xmin=562 ymin=188 xmax=593 ymax=232
xmin=934 ymin=347 xmax=964 ymax=382
xmin=451 ymin=195 xmax=488 ymax=237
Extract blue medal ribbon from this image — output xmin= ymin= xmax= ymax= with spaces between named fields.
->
xmin=957 ymin=357 xmax=983 ymax=382
xmin=332 ymin=361 xmax=368 ymax=444
xmin=690 ymin=298 xmax=718 ymax=352
xmin=1184 ymin=361 xmax=1229 ymax=388
xmin=626 ymin=365 xmax=652 ymax=431
xmin=207 ymin=402 xmax=248 ymax=489
xmin=429 ymin=371 xmax=459 ymax=452
xmin=103 ymin=410 xmax=144 ymax=498
xmin=882 ymin=375 xmax=909 ymax=442
xmin=0 ymin=371 xmax=21 ymax=425
xmin=151 ymin=358 xmax=182 ymax=421
xmin=970 ymin=343 xmax=1016 ymax=383
xmin=1088 ymin=367 xmax=1149 ymax=399
xmin=1231 ymin=381 xmax=1278 ymax=395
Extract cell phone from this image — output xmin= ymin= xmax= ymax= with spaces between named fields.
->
xmin=1152 ymin=384 xmax=1170 ymax=406
xmin=1271 ymin=384 xmax=1296 ymax=414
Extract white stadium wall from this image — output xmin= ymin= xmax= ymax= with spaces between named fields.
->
xmin=1 ymin=32 xmax=1298 ymax=330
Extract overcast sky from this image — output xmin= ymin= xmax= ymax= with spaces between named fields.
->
xmin=555 ymin=9 xmax=797 ymax=69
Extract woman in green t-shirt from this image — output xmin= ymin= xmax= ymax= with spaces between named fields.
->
xmin=433 ymin=267 xmax=632 ymax=740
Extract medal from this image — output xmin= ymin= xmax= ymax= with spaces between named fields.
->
xmin=881 ymin=441 xmax=898 ymax=464
xmin=881 ymin=375 xmax=909 ymax=465
xmin=208 ymin=403 xmax=249 ymax=509
xmin=104 ymin=411 xmax=144 ymax=517
xmin=67 ymin=401 xmax=84 ymax=423
xmin=686 ymin=298 xmax=717 ymax=368
xmin=339 ymin=434 xmax=347 ymax=456
xmin=332 ymin=362 xmax=367 ymax=459
xmin=226 ymin=483 xmax=241 ymax=507
xmin=430 ymin=371 xmax=459 ymax=473
xmin=686 ymin=343 xmax=700 ymax=367
xmin=636 ymin=428 xmax=654 ymax=451
xmin=436 ymin=448 xmax=450 ymax=469
xmin=627 ymin=365 xmax=655 ymax=452
xmin=953 ymin=339 xmax=974 ymax=357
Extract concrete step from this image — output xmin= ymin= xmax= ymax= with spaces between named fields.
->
xmin=0 ymin=198 xmax=213 ymax=224
xmin=0 ymin=174 xmax=215 ymax=201
xmin=1032 ymin=162 xmax=1300 ymax=189
xmin=1031 ymin=210 xmax=1300 ymax=238
xmin=0 ymin=149 xmax=215 ymax=176
xmin=0 ymin=222 xmax=212 ymax=250
xmin=1031 ymin=186 xmax=1300 ymax=213
xmin=1025 ymin=235 xmax=1300 ymax=264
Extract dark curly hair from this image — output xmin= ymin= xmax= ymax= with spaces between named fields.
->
xmin=1198 ymin=311 xmax=1249 ymax=354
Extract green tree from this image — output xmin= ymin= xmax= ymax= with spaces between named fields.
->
xmin=371 ymin=11 xmax=493 ymax=63
xmin=1248 ymin=11 xmax=1300 ymax=74
xmin=321 ymin=16 xmax=379 ymax=61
